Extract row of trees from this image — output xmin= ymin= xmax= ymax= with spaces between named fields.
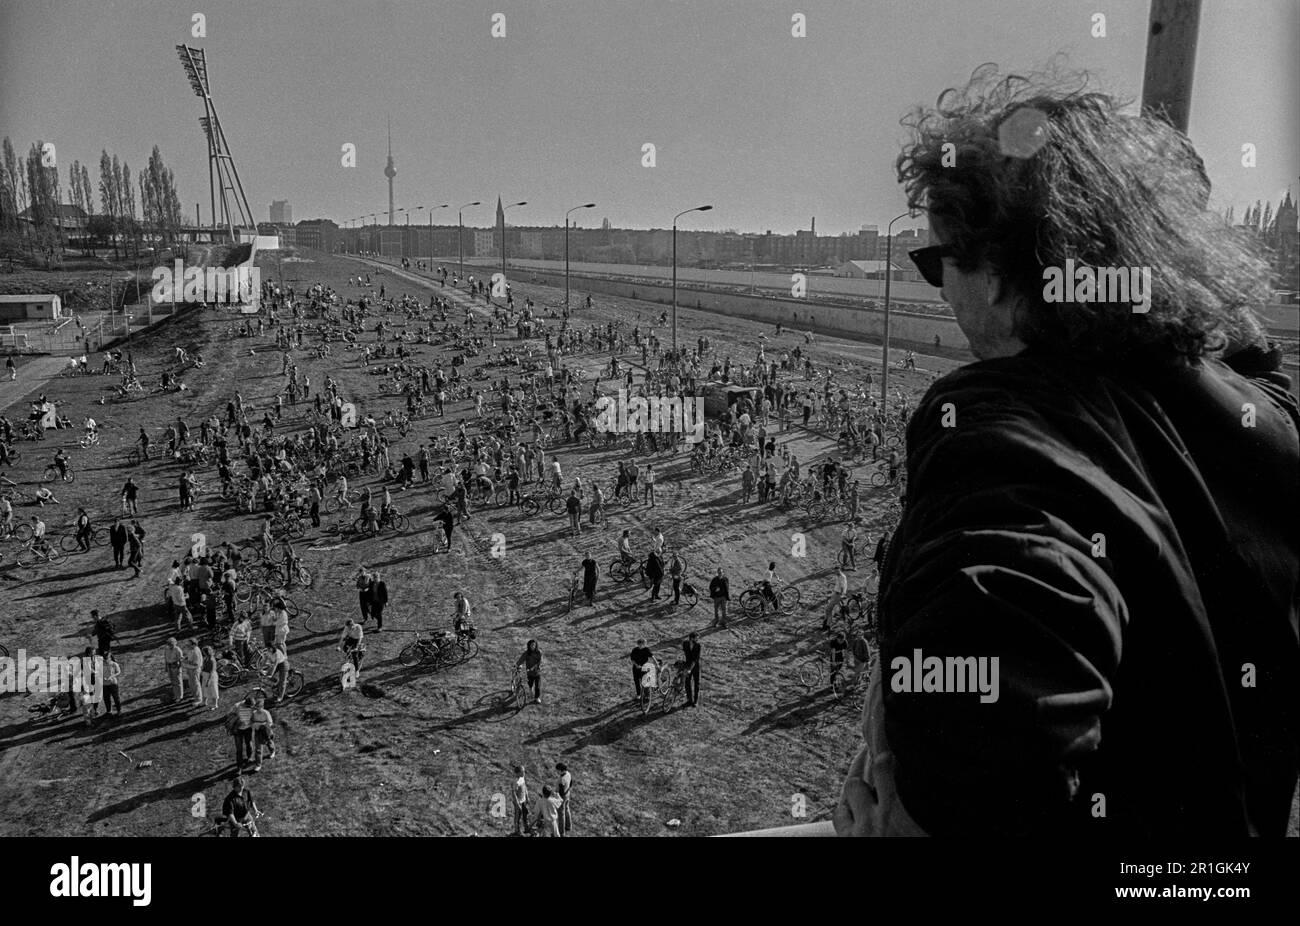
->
xmin=0 ymin=136 xmax=185 ymax=268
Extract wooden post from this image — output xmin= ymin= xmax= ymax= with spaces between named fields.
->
xmin=1141 ymin=0 xmax=1202 ymax=133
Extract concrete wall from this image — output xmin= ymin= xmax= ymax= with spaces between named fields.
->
xmin=519 ymin=266 xmax=970 ymax=351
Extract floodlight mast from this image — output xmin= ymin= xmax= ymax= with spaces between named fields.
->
xmin=176 ymin=45 xmax=256 ymax=242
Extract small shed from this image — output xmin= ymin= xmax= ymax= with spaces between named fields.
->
xmin=702 ymin=382 xmax=760 ymax=419
xmin=0 ymin=294 xmax=62 ymax=321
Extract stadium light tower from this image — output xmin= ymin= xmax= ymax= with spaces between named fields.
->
xmin=177 ymin=45 xmax=255 ymax=242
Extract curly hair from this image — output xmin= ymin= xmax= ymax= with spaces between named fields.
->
xmin=896 ymin=63 xmax=1270 ymax=361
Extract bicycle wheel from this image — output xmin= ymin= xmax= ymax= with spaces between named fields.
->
xmin=830 ymin=670 xmax=847 ymax=700
xmin=267 ymin=545 xmax=286 ymax=565
xmin=64 ymin=472 xmax=75 ymax=484
xmin=659 ymin=668 xmax=678 ymax=711
xmin=390 ymin=513 xmax=408 ymax=532
xmin=43 ymin=465 xmax=58 ymax=482
xmin=93 ymin=526 xmax=111 ymax=546
xmin=127 ymin=449 xmax=140 ymax=467
xmin=778 ymin=585 xmax=801 ymax=614
xmin=458 ymin=639 xmax=479 ymax=661
xmin=738 ymin=589 xmax=763 ymax=616
xmin=843 ymin=595 xmax=863 ymax=621
xmin=399 ymin=641 xmax=424 ymax=668
xmin=12 ymin=523 xmax=33 ymax=543
xmin=512 ymin=676 xmax=529 ymax=708
xmin=519 ymin=497 xmax=540 ymax=517
xmin=639 ymin=685 xmax=653 ymax=715
xmin=682 ymin=587 xmax=699 ymax=609
xmin=215 ymin=658 xmax=242 ymax=689
xmin=797 ymin=660 xmax=823 ymax=690
xmin=606 ymin=559 xmax=626 ymax=581
xmin=296 ymin=567 xmax=313 ymax=588
xmin=239 ymin=545 xmax=263 ymax=567
xmin=869 ymin=470 xmax=887 ymax=487
xmin=47 ymin=547 xmax=66 ymax=565
xmin=545 ymin=496 xmax=565 ymax=516
xmin=59 ymin=534 xmax=80 ymax=553
xmin=323 ymin=496 xmax=341 ymax=514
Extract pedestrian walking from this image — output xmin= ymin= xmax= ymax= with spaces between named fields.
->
xmin=556 ymin=762 xmax=573 ymax=836
xmin=370 ymin=571 xmax=388 ymax=631
xmin=356 ymin=566 xmax=373 ymax=622
xmin=226 ymin=697 xmax=255 ymax=769
xmin=512 ymin=764 xmax=531 ymax=836
xmin=102 ymin=653 xmax=122 ymax=716
xmin=516 ymin=639 xmax=543 ymax=704
xmin=200 ymin=645 xmax=220 ymax=710
xmin=645 ymin=548 xmax=664 ymax=601
xmin=109 ymin=518 xmax=128 ymax=568
xmin=629 ymin=639 xmax=654 ymax=699
xmin=709 ymin=568 xmax=730 ymax=627
xmin=582 ymin=553 xmax=598 ymax=606
xmin=682 ymin=632 xmax=702 ymax=707
xmin=184 ymin=640 xmax=204 ymax=708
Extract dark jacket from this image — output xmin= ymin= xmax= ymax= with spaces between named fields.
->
xmin=109 ymin=524 xmax=128 ymax=548
xmin=709 ymin=576 xmax=730 ymax=600
xmin=878 ymin=347 xmax=1300 ymax=837
xmin=372 ymin=580 xmax=388 ymax=607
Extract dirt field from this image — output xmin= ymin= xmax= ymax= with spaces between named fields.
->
xmin=0 ymin=249 xmax=959 ymax=837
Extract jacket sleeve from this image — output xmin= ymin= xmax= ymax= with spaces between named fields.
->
xmin=880 ymin=378 xmax=1132 ymax=836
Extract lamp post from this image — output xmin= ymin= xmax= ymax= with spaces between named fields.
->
xmin=457 ymin=201 xmax=481 ymax=283
xmin=881 ymin=210 xmax=917 ymax=421
xmin=672 ymin=204 xmax=713 ymax=353
xmin=500 ymin=201 xmax=527 ymax=280
xmin=565 ymin=202 xmax=596 ymax=311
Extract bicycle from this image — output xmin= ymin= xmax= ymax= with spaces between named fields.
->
xmin=78 ymin=432 xmax=100 ymax=449
xmin=638 ymin=661 xmax=664 ymax=715
xmin=659 ymin=659 xmax=686 ymax=711
xmin=1 ymin=521 xmax=34 ymax=543
xmin=796 ymin=653 xmax=848 ymax=699
xmin=215 ymin=644 xmax=274 ymax=688
xmin=43 ymin=465 xmax=75 ymax=484
xmin=738 ymin=581 xmax=801 ymax=617
xmin=199 ymin=810 xmax=263 ymax=837
xmin=16 ymin=538 xmax=65 ymax=567
xmin=607 ymin=556 xmax=644 ymax=584
xmin=507 ymin=664 xmax=528 ymax=709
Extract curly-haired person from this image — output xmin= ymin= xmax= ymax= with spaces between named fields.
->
xmin=836 ymin=65 xmax=1298 ymax=838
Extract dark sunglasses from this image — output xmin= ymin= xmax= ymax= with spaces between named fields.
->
xmin=909 ymin=245 xmax=953 ymax=289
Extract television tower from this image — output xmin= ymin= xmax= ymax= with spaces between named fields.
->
xmin=384 ymin=116 xmax=397 ymax=226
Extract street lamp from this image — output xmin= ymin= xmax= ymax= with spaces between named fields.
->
xmin=881 ymin=209 xmax=919 ymax=420
xmin=565 ymin=202 xmax=596 ymax=310
xmin=457 ymin=201 xmax=481 ymax=283
xmin=672 ymin=204 xmax=713 ymax=353
xmin=500 ymin=201 xmax=527 ymax=279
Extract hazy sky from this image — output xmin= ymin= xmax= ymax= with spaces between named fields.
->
xmin=2 ymin=0 xmax=1296 ymax=234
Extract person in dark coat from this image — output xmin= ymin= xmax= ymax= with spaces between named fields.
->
xmin=681 ymin=632 xmax=701 ymax=708
xmin=109 ymin=518 xmax=128 ymax=569
xmin=370 ymin=571 xmax=388 ymax=631
xmin=836 ymin=70 xmax=1300 ymax=839
xmin=581 ymin=553 xmax=598 ymax=606
xmin=644 ymin=550 xmax=664 ymax=601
